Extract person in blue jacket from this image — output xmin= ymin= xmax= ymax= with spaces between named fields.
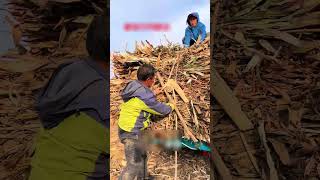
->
xmin=183 ymin=12 xmax=207 ymax=47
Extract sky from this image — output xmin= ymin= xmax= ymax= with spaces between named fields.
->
xmin=110 ymin=0 xmax=210 ymax=53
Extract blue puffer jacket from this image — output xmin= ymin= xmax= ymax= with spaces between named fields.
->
xmin=183 ymin=12 xmax=206 ymax=47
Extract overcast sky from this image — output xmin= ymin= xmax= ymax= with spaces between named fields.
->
xmin=110 ymin=0 xmax=210 ymax=52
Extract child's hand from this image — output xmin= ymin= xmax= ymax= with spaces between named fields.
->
xmin=153 ymin=87 xmax=162 ymax=95
xmin=166 ymin=102 xmax=175 ymax=111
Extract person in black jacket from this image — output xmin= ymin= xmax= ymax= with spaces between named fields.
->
xmin=29 ymin=14 xmax=109 ymax=180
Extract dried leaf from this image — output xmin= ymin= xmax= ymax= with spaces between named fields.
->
xmin=265 ymin=29 xmax=302 ymax=47
xmin=288 ymin=105 xmax=304 ymax=127
xmin=73 ymin=15 xmax=93 ymax=24
xmin=235 ymin=31 xmax=247 ymax=45
xmin=259 ymin=39 xmax=276 ymax=53
xmin=243 ymin=54 xmax=262 ymax=73
xmin=59 ymin=26 xmax=67 ymax=48
xmin=54 ymin=17 xmax=65 ymax=30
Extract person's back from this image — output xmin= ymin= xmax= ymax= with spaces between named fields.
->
xmin=29 ymin=14 xmax=109 ymax=180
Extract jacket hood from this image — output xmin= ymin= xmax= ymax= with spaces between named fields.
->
xmin=36 ymin=58 xmax=109 ymax=129
xmin=121 ymin=80 xmax=153 ymax=102
xmin=187 ymin=12 xmax=200 ymax=27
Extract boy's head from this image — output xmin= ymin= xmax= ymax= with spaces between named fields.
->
xmin=86 ymin=14 xmax=108 ymax=63
xmin=137 ymin=64 xmax=156 ymax=88
xmin=187 ymin=14 xmax=198 ymax=27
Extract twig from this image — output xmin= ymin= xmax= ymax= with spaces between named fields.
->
xmin=190 ymin=100 xmax=199 ymax=131
xmin=168 ymin=57 xmax=176 ymax=80
xmin=211 ymin=69 xmax=253 ymax=130
xmin=153 ymin=174 xmax=172 ymax=178
xmin=163 ymin=34 xmax=172 ymax=45
xmin=174 ymin=91 xmax=178 ymax=180
xmin=90 ymin=1 xmax=104 ymax=14
xmin=210 ymin=143 xmax=233 ymax=179
xmin=239 ymin=132 xmax=261 ymax=175
xmin=173 ymin=61 xmax=179 ymax=180
xmin=174 ymin=55 xmax=181 ymax=80
xmin=221 ymin=30 xmax=280 ymax=64
xmin=156 ymin=72 xmax=197 ymax=142
xmin=258 ymin=121 xmax=279 ymax=180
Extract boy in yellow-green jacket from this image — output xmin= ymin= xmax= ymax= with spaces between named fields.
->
xmin=29 ymin=14 xmax=109 ymax=180
xmin=118 ymin=64 xmax=174 ymax=180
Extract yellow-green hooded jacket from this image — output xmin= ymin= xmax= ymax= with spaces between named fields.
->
xmin=118 ymin=80 xmax=172 ymax=140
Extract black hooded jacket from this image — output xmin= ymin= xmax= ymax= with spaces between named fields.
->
xmin=36 ymin=58 xmax=109 ymax=129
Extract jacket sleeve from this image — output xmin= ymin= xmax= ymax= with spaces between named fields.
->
xmin=141 ymin=95 xmax=173 ymax=116
xmin=183 ymin=28 xmax=192 ymax=47
xmin=200 ymin=23 xmax=206 ymax=42
xmin=150 ymin=114 xmax=164 ymax=122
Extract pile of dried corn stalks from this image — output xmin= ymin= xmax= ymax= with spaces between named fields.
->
xmin=5 ymin=0 xmax=105 ymax=57
xmin=211 ymin=0 xmax=320 ymax=179
xmin=0 ymin=0 xmax=104 ymax=179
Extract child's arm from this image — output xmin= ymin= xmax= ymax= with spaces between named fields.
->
xmin=183 ymin=28 xmax=192 ymax=47
xmin=200 ymin=23 xmax=206 ymax=42
xmin=141 ymin=96 xmax=174 ymax=116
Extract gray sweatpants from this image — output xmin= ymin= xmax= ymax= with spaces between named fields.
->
xmin=119 ymin=138 xmax=147 ymax=180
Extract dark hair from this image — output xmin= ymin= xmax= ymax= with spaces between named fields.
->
xmin=86 ymin=14 xmax=108 ymax=61
xmin=137 ymin=64 xmax=156 ymax=81
xmin=187 ymin=14 xmax=197 ymax=26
